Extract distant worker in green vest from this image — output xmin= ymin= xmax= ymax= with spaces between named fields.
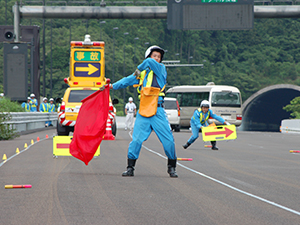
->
xmin=29 ymin=93 xmax=38 ymax=112
xmin=21 ymin=97 xmax=31 ymax=112
xmin=48 ymin=98 xmax=56 ymax=126
xmin=49 ymin=98 xmax=56 ymax=113
xmin=183 ymin=100 xmax=230 ymax=150
xmin=40 ymin=97 xmax=50 ymax=127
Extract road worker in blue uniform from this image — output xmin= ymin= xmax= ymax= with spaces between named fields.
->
xmin=48 ymin=98 xmax=56 ymax=126
xmin=40 ymin=97 xmax=50 ymax=127
xmin=110 ymin=45 xmax=178 ymax=178
xmin=30 ymin=93 xmax=38 ymax=112
xmin=21 ymin=97 xmax=31 ymax=112
xmin=183 ymin=100 xmax=230 ymax=150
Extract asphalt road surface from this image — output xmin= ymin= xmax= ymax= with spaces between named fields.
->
xmin=1 ymin=127 xmax=300 ymax=225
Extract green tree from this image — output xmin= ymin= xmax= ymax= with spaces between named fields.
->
xmin=283 ymin=96 xmax=300 ymax=119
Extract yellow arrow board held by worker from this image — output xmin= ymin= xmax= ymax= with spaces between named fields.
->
xmin=202 ymin=125 xmax=237 ymax=142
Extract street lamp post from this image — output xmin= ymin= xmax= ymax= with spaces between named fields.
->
xmin=112 ymin=27 xmax=119 ymax=99
xmin=99 ymin=21 xmax=106 ymax=40
xmin=123 ymin=32 xmax=129 ymax=113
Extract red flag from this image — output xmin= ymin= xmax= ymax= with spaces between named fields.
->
xmin=69 ymin=87 xmax=109 ymax=165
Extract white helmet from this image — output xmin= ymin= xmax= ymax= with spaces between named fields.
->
xmin=43 ymin=97 xmax=48 ymax=102
xmin=128 ymin=97 xmax=133 ymax=102
xmin=30 ymin=93 xmax=35 ymax=97
xmin=0 ymin=93 xmax=4 ymax=97
xmin=200 ymin=100 xmax=210 ymax=108
xmin=49 ymin=98 xmax=54 ymax=102
xmin=27 ymin=97 xmax=31 ymax=100
xmin=144 ymin=45 xmax=165 ymax=61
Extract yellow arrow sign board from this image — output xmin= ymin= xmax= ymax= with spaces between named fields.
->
xmin=53 ymin=136 xmax=100 ymax=157
xmin=202 ymin=125 xmax=237 ymax=142
xmin=75 ymin=63 xmax=99 ymax=75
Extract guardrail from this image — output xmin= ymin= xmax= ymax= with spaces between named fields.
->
xmin=3 ymin=112 xmax=58 ymax=133
xmin=280 ymin=119 xmax=300 ymax=134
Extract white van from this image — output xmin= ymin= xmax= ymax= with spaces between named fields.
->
xmin=164 ymin=97 xmax=181 ymax=132
xmin=166 ymin=83 xmax=242 ymax=127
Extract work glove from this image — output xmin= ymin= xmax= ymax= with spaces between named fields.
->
xmin=99 ymin=84 xmax=109 ymax=91
xmin=133 ymin=69 xmax=141 ymax=78
xmin=225 ymin=121 xmax=231 ymax=126
xmin=99 ymin=78 xmax=111 ymax=91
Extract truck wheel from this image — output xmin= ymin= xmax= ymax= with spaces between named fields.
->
xmin=112 ymin=121 xmax=117 ymax=137
xmin=57 ymin=121 xmax=69 ymax=136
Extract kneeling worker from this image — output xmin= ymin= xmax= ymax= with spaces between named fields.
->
xmin=183 ymin=100 xmax=230 ymax=150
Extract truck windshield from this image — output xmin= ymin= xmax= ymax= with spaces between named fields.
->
xmin=68 ymin=90 xmax=98 ymax=103
xmin=211 ymin=91 xmax=241 ymax=107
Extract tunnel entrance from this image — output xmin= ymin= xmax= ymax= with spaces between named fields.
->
xmin=241 ymin=84 xmax=300 ymax=132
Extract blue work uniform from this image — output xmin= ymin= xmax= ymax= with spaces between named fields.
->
xmin=49 ymin=103 xmax=56 ymax=112
xmin=40 ymin=102 xmax=50 ymax=126
xmin=21 ymin=102 xmax=30 ymax=112
xmin=30 ymin=99 xmax=38 ymax=112
xmin=112 ymin=58 xmax=177 ymax=160
xmin=48 ymin=103 xmax=56 ymax=126
xmin=39 ymin=103 xmax=49 ymax=112
xmin=187 ymin=108 xmax=225 ymax=144
xmin=21 ymin=102 xmax=31 ymax=112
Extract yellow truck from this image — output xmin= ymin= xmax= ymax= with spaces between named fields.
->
xmin=57 ymin=35 xmax=118 ymax=136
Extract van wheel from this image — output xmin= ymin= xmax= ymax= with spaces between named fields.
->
xmin=174 ymin=125 xmax=180 ymax=132
xmin=57 ymin=121 xmax=69 ymax=136
xmin=112 ymin=121 xmax=117 ymax=137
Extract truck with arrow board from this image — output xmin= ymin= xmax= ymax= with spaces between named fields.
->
xmin=56 ymin=35 xmax=118 ymax=137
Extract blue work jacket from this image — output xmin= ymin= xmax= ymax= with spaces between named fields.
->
xmin=191 ymin=108 xmax=225 ymax=129
xmin=112 ymin=58 xmax=167 ymax=102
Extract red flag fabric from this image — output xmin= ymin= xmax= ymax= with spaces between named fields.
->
xmin=69 ymin=87 xmax=109 ymax=165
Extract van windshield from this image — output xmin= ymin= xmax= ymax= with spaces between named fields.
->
xmin=211 ymin=91 xmax=241 ymax=107
xmin=68 ymin=90 xmax=97 ymax=103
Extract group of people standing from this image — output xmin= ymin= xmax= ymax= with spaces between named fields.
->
xmin=21 ymin=93 xmax=56 ymax=114
xmin=21 ymin=94 xmax=57 ymax=127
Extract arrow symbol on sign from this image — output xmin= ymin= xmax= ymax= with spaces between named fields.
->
xmin=206 ymin=127 xmax=234 ymax=138
xmin=75 ymin=64 xmax=98 ymax=75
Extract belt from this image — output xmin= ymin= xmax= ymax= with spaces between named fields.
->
xmin=157 ymin=103 xmax=164 ymax=107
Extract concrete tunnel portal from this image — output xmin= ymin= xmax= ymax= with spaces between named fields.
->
xmin=241 ymin=84 xmax=300 ymax=132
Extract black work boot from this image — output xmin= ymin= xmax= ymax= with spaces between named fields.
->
xmin=211 ymin=141 xmax=219 ymax=150
xmin=167 ymin=158 xmax=178 ymax=178
xmin=122 ymin=159 xmax=136 ymax=177
xmin=183 ymin=142 xmax=191 ymax=149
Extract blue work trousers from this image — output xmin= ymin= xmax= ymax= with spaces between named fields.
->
xmin=128 ymin=107 xmax=177 ymax=160
xmin=187 ymin=122 xmax=201 ymax=144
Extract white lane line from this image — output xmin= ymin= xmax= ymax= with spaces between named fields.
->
xmin=135 ymin=135 xmax=300 ymax=216
xmin=0 ymin=136 xmax=49 ymax=168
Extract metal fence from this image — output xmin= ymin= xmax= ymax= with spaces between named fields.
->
xmin=2 ymin=112 xmax=58 ymax=133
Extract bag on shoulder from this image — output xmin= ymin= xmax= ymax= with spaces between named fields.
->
xmin=139 ymin=86 xmax=160 ymax=117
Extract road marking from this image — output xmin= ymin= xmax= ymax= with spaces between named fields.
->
xmin=0 ymin=136 xmax=49 ymax=168
xmin=134 ymin=133 xmax=300 ymax=216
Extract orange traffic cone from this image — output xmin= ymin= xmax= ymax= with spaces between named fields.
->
xmin=103 ymin=118 xmax=115 ymax=140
